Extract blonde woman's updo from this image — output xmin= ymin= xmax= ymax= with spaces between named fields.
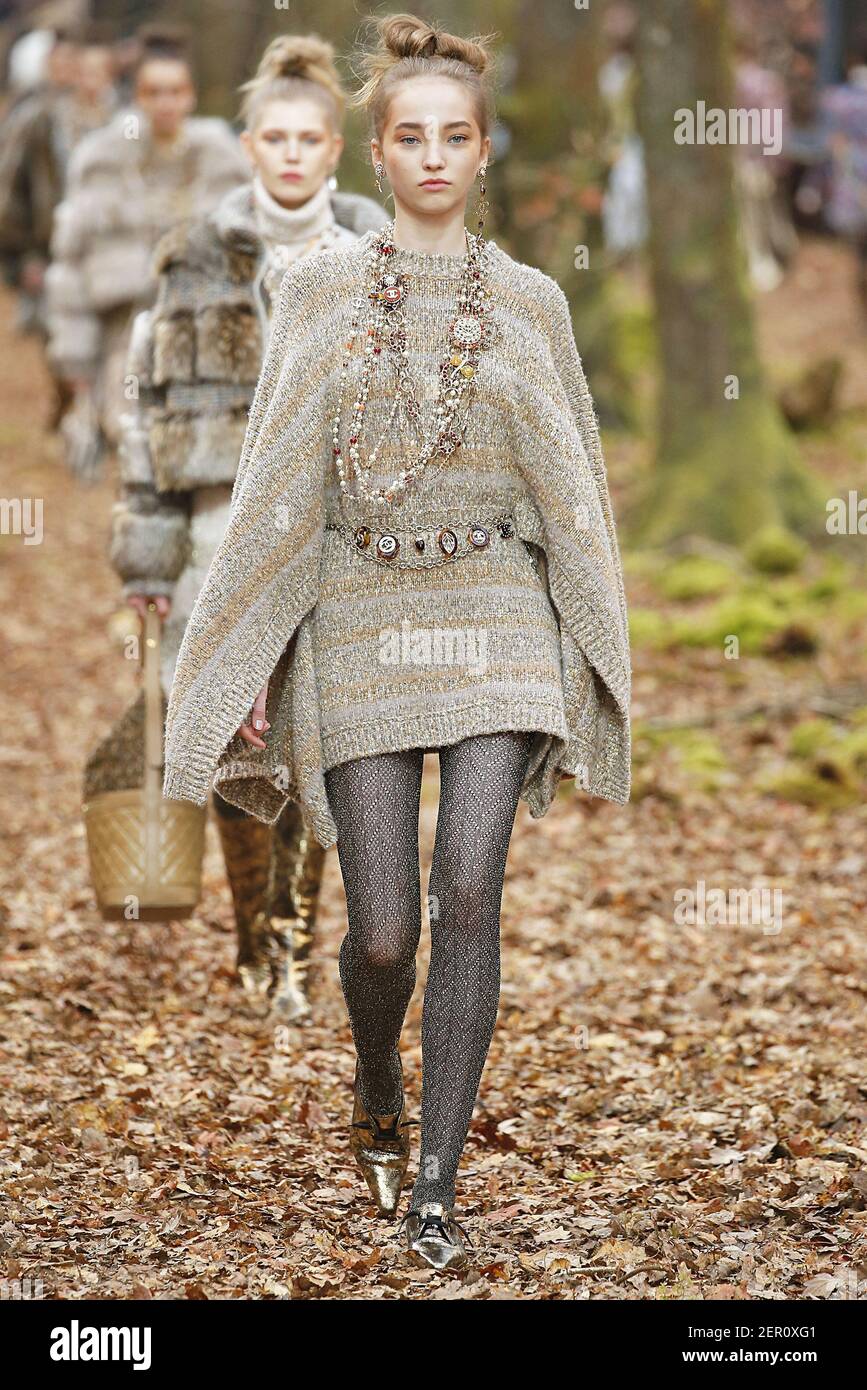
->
xmin=352 ymin=12 xmax=496 ymax=140
xmin=239 ymin=34 xmax=346 ymax=131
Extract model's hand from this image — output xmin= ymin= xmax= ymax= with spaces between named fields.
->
xmin=127 ymin=593 xmax=171 ymax=620
xmin=237 ymin=682 xmax=270 ymax=748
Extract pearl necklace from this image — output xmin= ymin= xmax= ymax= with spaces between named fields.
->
xmin=330 ymin=221 xmax=493 ymax=508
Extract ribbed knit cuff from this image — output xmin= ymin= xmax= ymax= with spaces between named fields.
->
xmin=162 ymin=761 xmax=211 ymax=807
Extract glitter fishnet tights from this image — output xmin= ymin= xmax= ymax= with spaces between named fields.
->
xmin=324 ymin=731 xmax=533 ymax=1209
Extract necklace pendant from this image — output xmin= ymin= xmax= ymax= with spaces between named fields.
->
xmin=377 ymin=270 xmax=408 ymax=309
xmin=452 ymin=314 xmax=483 ymax=348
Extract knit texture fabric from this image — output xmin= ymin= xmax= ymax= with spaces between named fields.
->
xmin=162 ymin=231 xmax=632 ymax=848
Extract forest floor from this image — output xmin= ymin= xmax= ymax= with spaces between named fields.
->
xmin=1 ymin=235 xmax=866 ymax=1302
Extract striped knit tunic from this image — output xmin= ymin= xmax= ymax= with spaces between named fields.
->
xmin=162 ymin=230 xmax=631 ymax=849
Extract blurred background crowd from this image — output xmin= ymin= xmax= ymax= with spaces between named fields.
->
xmin=0 ymin=0 xmax=866 ymax=520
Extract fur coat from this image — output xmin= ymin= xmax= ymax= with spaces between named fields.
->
xmin=44 ymin=109 xmax=250 ymax=374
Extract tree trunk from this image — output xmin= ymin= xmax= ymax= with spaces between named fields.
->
xmin=498 ymin=0 xmax=634 ymax=425
xmin=630 ymin=0 xmax=823 ymax=547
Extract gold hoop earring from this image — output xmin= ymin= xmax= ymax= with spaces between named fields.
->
xmin=476 ymin=164 xmax=489 ymax=238
xmin=374 ymin=161 xmax=386 ymax=195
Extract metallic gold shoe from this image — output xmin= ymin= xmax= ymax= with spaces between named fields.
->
xmin=349 ymin=1064 xmax=417 ymax=1216
xmin=400 ymin=1203 xmax=473 ymax=1271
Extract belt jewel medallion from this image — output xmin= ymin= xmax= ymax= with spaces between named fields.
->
xmin=376 ymin=532 xmax=399 ymax=559
xmin=437 ymin=528 xmax=458 ymax=556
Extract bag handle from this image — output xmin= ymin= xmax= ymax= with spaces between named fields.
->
xmin=142 ymin=603 xmax=163 ymax=885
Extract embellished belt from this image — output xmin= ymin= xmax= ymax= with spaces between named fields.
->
xmin=325 ymin=511 xmax=518 ymax=570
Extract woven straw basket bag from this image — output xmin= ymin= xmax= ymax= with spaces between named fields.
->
xmin=83 ymin=604 xmax=207 ymax=921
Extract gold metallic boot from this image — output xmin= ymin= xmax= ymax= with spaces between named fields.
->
xmin=213 ymin=793 xmax=274 ymax=1008
xmin=400 ymin=1204 xmax=473 ymax=1271
xmin=269 ymin=801 xmax=326 ymax=1023
xmin=349 ymin=1061 xmax=417 ymax=1216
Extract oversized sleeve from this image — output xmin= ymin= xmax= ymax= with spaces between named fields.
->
xmin=161 ymin=260 xmax=327 ymax=806
xmin=514 ymin=274 xmax=631 ymax=803
xmin=544 ymin=278 xmax=630 ymax=652
xmin=110 ymin=308 xmax=190 ymax=599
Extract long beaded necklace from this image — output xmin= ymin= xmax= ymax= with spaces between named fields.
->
xmin=330 ymin=220 xmax=494 ymax=508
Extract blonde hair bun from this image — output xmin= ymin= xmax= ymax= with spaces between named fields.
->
xmin=352 ymin=11 xmax=495 ymax=136
xmin=380 ymin=13 xmax=490 ymax=74
xmin=255 ymin=34 xmax=339 ymax=83
xmin=240 ymin=32 xmax=345 ymax=128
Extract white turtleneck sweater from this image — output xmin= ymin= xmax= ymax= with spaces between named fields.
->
xmin=252 ymin=175 xmax=356 ymax=308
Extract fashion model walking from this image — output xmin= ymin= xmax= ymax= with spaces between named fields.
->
xmin=106 ymin=35 xmax=386 ymax=1018
xmin=45 ymin=24 xmax=249 ymax=472
xmin=162 ymin=13 xmax=631 ymax=1269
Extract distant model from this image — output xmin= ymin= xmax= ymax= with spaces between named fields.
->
xmin=45 ymin=25 xmax=249 ymax=470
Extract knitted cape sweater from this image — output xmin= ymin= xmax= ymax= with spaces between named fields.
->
xmin=162 ymin=231 xmax=631 ymax=849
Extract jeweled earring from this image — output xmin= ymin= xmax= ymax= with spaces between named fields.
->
xmin=476 ymin=163 xmax=489 ymax=237
xmin=374 ymin=160 xmax=386 ymax=195
xmin=328 ymin=174 xmax=338 ymax=191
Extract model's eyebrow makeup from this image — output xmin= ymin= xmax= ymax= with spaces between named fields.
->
xmin=393 ymin=119 xmax=473 ymax=132
xmin=259 ymin=128 xmax=322 ymax=139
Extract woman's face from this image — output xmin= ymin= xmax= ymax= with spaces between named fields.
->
xmin=242 ymin=97 xmax=343 ymax=209
xmin=135 ymin=58 xmax=195 ymax=140
xmin=373 ymin=75 xmax=490 ymax=223
xmin=76 ymin=45 xmax=114 ymax=104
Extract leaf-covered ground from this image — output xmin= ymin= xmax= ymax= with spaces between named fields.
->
xmin=1 ymin=241 xmax=865 ymax=1301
